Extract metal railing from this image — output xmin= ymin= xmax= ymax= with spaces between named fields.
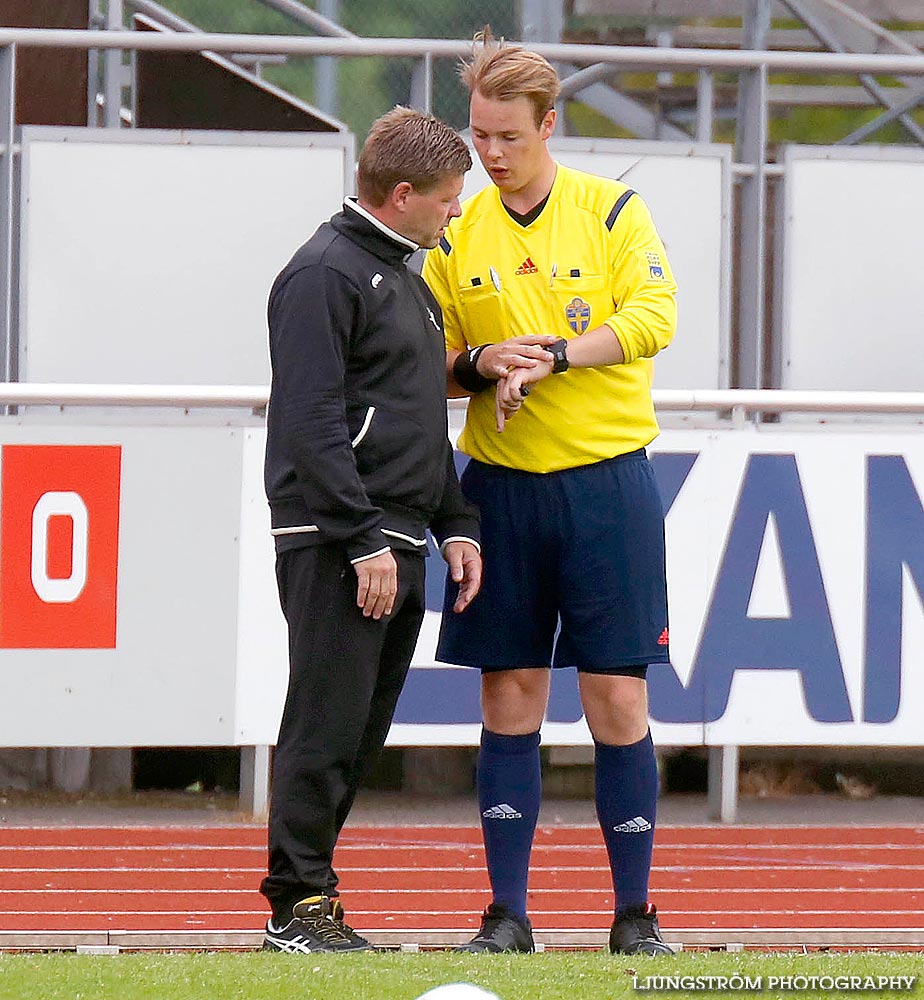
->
xmin=1 ymin=28 xmax=923 ymax=75
xmin=3 ymin=384 xmax=924 ymax=416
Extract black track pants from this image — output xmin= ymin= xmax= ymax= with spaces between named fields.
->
xmin=260 ymin=544 xmax=426 ymax=912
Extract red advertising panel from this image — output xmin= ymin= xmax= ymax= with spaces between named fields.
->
xmin=0 ymin=445 xmax=122 ymax=648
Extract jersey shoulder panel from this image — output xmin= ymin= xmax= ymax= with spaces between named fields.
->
xmin=456 ymin=184 xmax=504 ymax=238
xmin=558 ymin=165 xmax=634 ymax=225
xmin=435 ymin=186 xmax=508 ymax=266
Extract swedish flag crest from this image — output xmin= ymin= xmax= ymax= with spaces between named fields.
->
xmin=565 ymin=296 xmax=591 ymax=334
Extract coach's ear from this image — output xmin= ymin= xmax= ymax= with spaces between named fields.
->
xmin=389 ymin=181 xmax=414 ymax=210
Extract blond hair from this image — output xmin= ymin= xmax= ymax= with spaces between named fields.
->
xmin=357 ymin=106 xmax=471 ymax=207
xmin=459 ymin=27 xmax=560 ymax=128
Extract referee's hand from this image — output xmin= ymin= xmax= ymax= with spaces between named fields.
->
xmin=354 ymin=550 xmax=398 ymax=619
xmin=495 ymin=363 xmax=548 ymax=431
xmin=443 ymin=541 xmax=482 ymax=613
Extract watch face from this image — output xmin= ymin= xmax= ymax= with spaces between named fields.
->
xmin=552 ymin=339 xmax=569 ymax=373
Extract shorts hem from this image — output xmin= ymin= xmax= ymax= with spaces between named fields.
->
xmin=570 ymin=653 xmax=669 ymax=673
xmin=436 ymin=657 xmax=670 ymax=675
xmin=436 ymin=657 xmax=550 ymax=672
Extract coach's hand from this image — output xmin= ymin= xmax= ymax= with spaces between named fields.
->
xmin=443 ymin=541 xmax=482 ymax=613
xmin=354 ymin=550 xmax=398 ymax=619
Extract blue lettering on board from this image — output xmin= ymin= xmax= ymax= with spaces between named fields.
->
xmin=414 ymin=449 xmax=902 ymax=730
xmin=648 ymin=454 xmax=852 ymax=724
xmin=863 ymin=455 xmax=924 ymax=723
xmin=392 ymin=667 xmax=481 ymax=725
xmin=649 ymin=452 xmax=700 ymax=517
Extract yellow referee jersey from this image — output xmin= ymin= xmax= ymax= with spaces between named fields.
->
xmin=422 ymin=164 xmax=677 ymax=474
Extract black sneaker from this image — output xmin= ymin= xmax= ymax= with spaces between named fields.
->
xmin=262 ymin=895 xmax=374 ymax=953
xmin=455 ymin=903 xmax=535 ymax=953
xmin=609 ymin=903 xmax=675 ymax=956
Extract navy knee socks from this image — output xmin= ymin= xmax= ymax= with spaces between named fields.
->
xmin=594 ymin=731 xmax=659 ymax=915
xmin=477 ymin=728 xmax=541 ymax=920
xmin=477 ymin=728 xmax=658 ymax=919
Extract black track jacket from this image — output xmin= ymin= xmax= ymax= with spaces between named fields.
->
xmin=264 ymin=199 xmax=480 ymax=563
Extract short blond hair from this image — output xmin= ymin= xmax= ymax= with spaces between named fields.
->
xmin=357 ymin=106 xmax=471 ymax=207
xmin=460 ymin=27 xmax=560 ymax=128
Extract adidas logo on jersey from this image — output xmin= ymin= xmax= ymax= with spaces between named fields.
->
xmin=613 ymin=816 xmax=652 ymax=833
xmin=515 ymin=257 xmax=539 ymax=275
xmin=482 ymin=803 xmax=523 ymax=820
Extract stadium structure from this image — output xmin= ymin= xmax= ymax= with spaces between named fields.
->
xmin=0 ymin=0 xmax=922 ymax=953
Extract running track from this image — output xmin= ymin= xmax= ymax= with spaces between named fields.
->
xmin=1 ymin=825 xmax=922 ymax=951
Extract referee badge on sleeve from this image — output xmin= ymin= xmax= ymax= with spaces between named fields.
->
xmin=645 ymin=250 xmax=668 ymax=281
xmin=565 ymin=296 xmax=591 ymax=334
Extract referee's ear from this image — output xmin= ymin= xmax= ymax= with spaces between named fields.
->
xmin=539 ymin=107 xmax=556 ymax=141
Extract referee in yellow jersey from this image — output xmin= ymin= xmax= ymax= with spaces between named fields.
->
xmin=422 ymin=30 xmax=677 ymax=957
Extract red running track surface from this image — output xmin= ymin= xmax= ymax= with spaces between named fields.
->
xmin=1 ymin=825 xmax=922 ymax=948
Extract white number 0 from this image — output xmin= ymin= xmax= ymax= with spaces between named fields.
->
xmin=31 ymin=491 xmax=89 ymax=603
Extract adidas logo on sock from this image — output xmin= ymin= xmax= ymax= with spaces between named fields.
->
xmin=613 ymin=815 xmax=652 ymax=833
xmin=482 ymin=803 xmax=523 ymax=820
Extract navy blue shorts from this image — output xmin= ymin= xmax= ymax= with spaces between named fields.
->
xmin=437 ymin=449 xmax=670 ymax=674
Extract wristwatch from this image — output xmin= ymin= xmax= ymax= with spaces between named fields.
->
xmin=549 ymin=337 xmax=570 ymax=374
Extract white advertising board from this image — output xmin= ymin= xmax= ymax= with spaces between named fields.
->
xmin=18 ymin=128 xmax=352 ymax=385
xmin=0 ymin=419 xmax=921 ymax=750
xmin=459 ymin=139 xmax=732 ymax=391
xmin=778 ymin=145 xmax=924 ymax=392
xmin=392 ymin=424 xmax=924 ymax=748
xmin=0 ymin=419 xmax=287 ymax=747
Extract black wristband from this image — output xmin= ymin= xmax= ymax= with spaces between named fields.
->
xmin=452 ymin=344 xmax=495 ymax=393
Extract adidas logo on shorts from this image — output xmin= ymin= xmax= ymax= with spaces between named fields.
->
xmin=482 ymin=803 xmax=523 ymax=820
xmin=612 ymin=815 xmax=652 ymax=833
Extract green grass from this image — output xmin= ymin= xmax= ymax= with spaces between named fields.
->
xmin=0 ymin=951 xmax=921 ymax=1000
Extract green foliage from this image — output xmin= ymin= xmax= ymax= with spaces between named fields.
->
xmin=769 ymin=103 xmax=924 ymax=146
xmin=0 ymin=950 xmax=920 ymax=1000
xmin=159 ymin=0 xmax=303 ymax=35
xmin=566 ymin=102 xmax=635 ymax=140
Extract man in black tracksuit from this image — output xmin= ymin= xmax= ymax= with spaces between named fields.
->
xmin=261 ymin=109 xmax=481 ymax=953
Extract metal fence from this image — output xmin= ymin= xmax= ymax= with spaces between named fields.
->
xmin=1 ymin=26 xmax=924 ymax=398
